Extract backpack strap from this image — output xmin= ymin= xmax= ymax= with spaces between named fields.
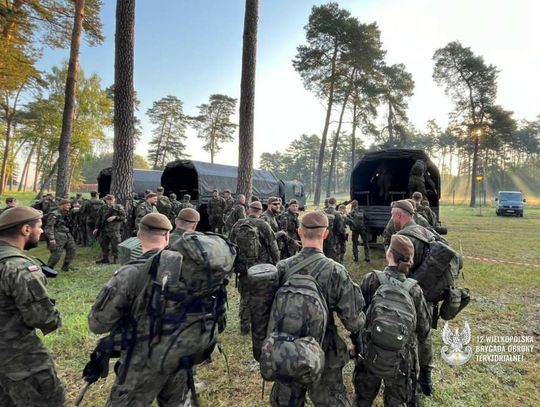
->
xmin=375 ymin=270 xmax=417 ymax=293
xmin=398 ymin=228 xmax=432 ymax=244
xmin=284 ymin=252 xmax=326 ymax=281
xmin=401 ymin=278 xmax=418 ymax=292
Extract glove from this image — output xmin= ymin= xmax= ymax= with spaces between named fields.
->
xmin=82 ymin=348 xmax=111 ymax=383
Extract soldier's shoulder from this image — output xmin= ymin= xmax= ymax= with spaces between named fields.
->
xmin=111 ymin=263 xmax=145 ymax=282
xmin=0 ymin=254 xmax=43 ymax=280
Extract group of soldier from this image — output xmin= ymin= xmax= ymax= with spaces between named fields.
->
xmin=0 ymin=183 xmax=448 ymax=407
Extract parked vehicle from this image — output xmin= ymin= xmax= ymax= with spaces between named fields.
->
xmin=495 ymin=191 xmax=525 ymax=217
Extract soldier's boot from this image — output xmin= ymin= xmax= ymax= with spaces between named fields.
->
xmin=96 ymin=257 xmax=110 ymax=264
xmin=418 ymin=369 xmax=433 ymax=396
xmin=111 ymin=256 xmax=118 ymax=264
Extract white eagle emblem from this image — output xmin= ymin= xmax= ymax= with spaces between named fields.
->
xmin=441 ymin=321 xmax=473 ymax=366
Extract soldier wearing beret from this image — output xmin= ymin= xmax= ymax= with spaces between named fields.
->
xmin=261 ymin=196 xmax=281 ymax=233
xmin=278 ymin=199 xmax=302 ymax=259
xmin=88 ymin=212 xmax=191 ymax=406
xmin=345 ymin=200 xmax=371 ymax=263
xmin=0 ymin=207 xmax=65 ymax=406
xmin=208 ymin=189 xmax=226 ymax=234
xmin=354 ymin=234 xmax=431 ymax=406
xmin=270 ymin=211 xmax=365 ymax=407
xmin=0 ymin=197 xmax=17 ymax=215
xmin=178 ymin=194 xmax=195 ymax=211
xmin=168 ymin=193 xmax=182 ymax=223
xmin=412 ymin=192 xmax=437 ymax=227
xmin=134 ymin=192 xmax=158 ymax=232
xmin=170 ymin=208 xmax=200 ymax=246
xmin=224 ymin=194 xmax=246 ymax=235
xmin=323 ymin=197 xmax=347 ymax=263
xmin=94 ymin=195 xmax=127 ymax=264
xmin=223 ymin=189 xmax=235 ymax=218
xmin=44 ymin=198 xmax=77 ymax=271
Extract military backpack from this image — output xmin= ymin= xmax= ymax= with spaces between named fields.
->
xmin=156 ymin=196 xmax=172 ymax=218
xmin=234 ymin=220 xmax=261 ymax=264
xmin=364 ymin=271 xmax=417 ymax=379
xmin=259 ymin=253 xmax=328 ymax=386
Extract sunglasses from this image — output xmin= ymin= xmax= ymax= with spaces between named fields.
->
xmin=271 ymin=203 xmax=280 ymax=206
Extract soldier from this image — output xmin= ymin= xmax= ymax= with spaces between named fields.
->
xmin=270 ymin=211 xmax=365 ymax=407
xmin=353 ymin=234 xmax=431 ymax=407
xmin=261 ymin=196 xmax=281 ymax=233
xmin=94 ymin=195 xmax=127 ymax=264
xmin=135 ymin=192 xmax=158 ymax=232
xmin=168 ymin=193 xmax=182 ymax=222
xmin=81 ymin=191 xmax=105 ymax=245
xmin=346 ymin=200 xmax=371 ymax=263
xmin=223 ymin=189 xmax=234 ymax=217
xmin=170 ymin=208 xmax=200 ymax=247
xmin=390 ymin=199 xmax=442 ymax=397
xmin=156 ymin=186 xmax=172 ymax=219
xmin=44 ymin=198 xmax=77 ymax=271
xmin=229 ymin=200 xmax=279 ymax=335
xmin=71 ymin=201 xmax=85 ymax=245
xmin=224 ymin=194 xmax=246 ymax=235
xmin=88 ymin=213 xmax=191 ymax=406
xmin=0 ymin=207 xmax=65 ymax=406
xmin=412 ymin=192 xmax=437 ymax=227
xmin=178 ymin=194 xmax=194 ymax=210
xmin=0 ymin=197 xmax=17 ymax=215
xmin=323 ymin=197 xmax=347 ymax=263
xmin=208 ymin=189 xmax=226 ymax=234
xmin=278 ymin=199 xmax=301 ymax=259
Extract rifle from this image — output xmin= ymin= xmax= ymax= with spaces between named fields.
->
xmin=95 ymin=206 xmax=119 ymax=238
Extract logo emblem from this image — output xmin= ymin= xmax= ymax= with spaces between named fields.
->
xmin=441 ymin=321 xmax=473 ymax=366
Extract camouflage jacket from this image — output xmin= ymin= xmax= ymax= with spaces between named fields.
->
xmin=261 ymin=209 xmax=280 ymax=233
xmin=81 ymin=198 xmax=105 ymax=225
xmin=208 ymin=197 xmax=226 ymax=218
xmin=135 ymin=201 xmax=158 ymax=230
xmin=170 ymin=200 xmax=182 ymax=219
xmin=44 ymin=209 xmax=72 ymax=240
xmin=0 ymin=241 xmax=62 ymax=369
xmin=417 ymin=204 xmax=437 ymax=226
xmin=346 ymin=207 xmax=366 ymax=232
xmin=324 ymin=207 xmax=347 ymax=242
xmin=229 ymin=215 xmax=280 ymax=265
xmin=360 ymin=266 xmax=431 ymax=344
xmin=96 ymin=204 xmax=127 ymax=233
xmin=178 ymin=200 xmax=195 ymax=210
xmin=279 ymin=210 xmax=300 ymax=241
xmin=88 ymin=248 xmax=161 ymax=335
xmin=169 ymin=228 xmax=187 ymax=247
xmin=224 ymin=196 xmax=235 ymax=215
xmin=396 ymin=221 xmax=437 ymax=274
xmin=156 ymin=196 xmax=172 ymax=218
xmin=227 ymin=203 xmax=246 ymax=227
xmin=277 ymin=248 xmax=365 ymax=367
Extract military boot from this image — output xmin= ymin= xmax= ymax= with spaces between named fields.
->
xmin=418 ymin=369 xmax=433 ymax=396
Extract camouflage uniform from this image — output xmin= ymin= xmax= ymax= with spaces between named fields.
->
xmin=88 ymin=249 xmax=189 ymax=407
xmin=323 ymin=207 xmax=347 ymax=263
xmin=135 ymin=201 xmax=158 ymax=232
xmin=81 ymin=197 xmax=105 ymax=244
xmin=225 ymin=203 xmax=246 ymax=234
xmin=278 ymin=209 xmax=301 ymax=259
xmin=96 ymin=204 xmax=127 ymax=263
xmin=44 ymin=208 xmax=76 ymax=270
xmin=229 ymin=215 xmax=279 ymax=334
xmin=262 ymin=209 xmax=280 ymax=233
xmin=208 ymin=196 xmax=226 ymax=234
xmin=169 ymin=198 xmax=182 ymax=222
xmin=156 ymin=195 xmax=172 ymax=219
xmin=383 ymin=214 xmax=440 ymax=250
xmin=416 ymin=204 xmax=436 ymax=227
xmin=178 ymin=197 xmax=195 ymax=211
xmin=270 ymin=248 xmax=365 ymax=407
xmin=224 ymin=195 xmax=235 ymax=217
xmin=345 ymin=208 xmax=370 ymax=262
xmin=0 ymin=241 xmax=65 ymax=406
xmin=353 ymin=266 xmax=431 ymax=407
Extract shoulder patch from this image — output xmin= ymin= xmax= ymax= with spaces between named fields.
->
xmin=28 ymin=265 xmax=40 ymax=272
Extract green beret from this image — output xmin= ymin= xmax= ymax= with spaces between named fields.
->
xmin=183 ymin=194 xmax=191 ymax=200
xmin=301 ymin=211 xmax=328 ymax=229
xmin=145 ymin=192 xmax=157 ymax=199
xmin=390 ymin=235 xmax=415 ymax=260
xmin=267 ymin=196 xmax=279 ymax=205
xmin=328 ymin=197 xmax=337 ymax=205
xmin=249 ymin=201 xmax=263 ymax=210
xmin=288 ymin=199 xmax=298 ymax=206
xmin=156 ymin=186 xmax=164 ymax=192
xmin=391 ymin=200 xmax=414 ymax=215
xmin=59 ymin=199 xmax=71 ymax=206
xmin=140 ymin=213 xmax=172 ymax=231
xmin=177 ymin=208 xmax=200 ymax=222
xmin=224 ymin=189 xmax=231 ymax=193
xmin=104 ymin=194 xmax=115 ymax=201
xmin=406 ymin=198 xmax=417 ymax=210
xmin=0 ymin=207 xmax=43 ymax=231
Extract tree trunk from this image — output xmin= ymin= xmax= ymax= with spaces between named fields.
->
xmin=111 ymin=0 xmax=136 ymax=238
xmin=56 ymin=0 xmax=85 ymax=198
xmin=326 ymin=89 xmax=350 ymax=197
xmin=469 ymin=133 xmax=479 ymax=207
xmin=313 ymin=42 xmax=339 ymax=207
xmin=36 ymin=159 xmax=59 ymax=201
xmin=351 ymin=99 xmax=357 ymax=172
xmin=237 ymin=0 xmax=259 ymax=200
xmin=387 ymin=101 xmax=394 ymax=146
xmin=0 ymin=117 xmax=13 ymax=195
xmin=18 ymin=143 xmax=34 ymax=191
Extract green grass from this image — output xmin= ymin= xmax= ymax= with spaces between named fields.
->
xmin=28 ymin=205 xmax=540 ymax=406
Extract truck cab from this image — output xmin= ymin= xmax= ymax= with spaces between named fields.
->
xmin=495 ymin=191 xmax=525 ymax=217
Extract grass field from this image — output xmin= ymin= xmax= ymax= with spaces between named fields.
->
xmin=19 ymin=204 xmax=540 ymax=406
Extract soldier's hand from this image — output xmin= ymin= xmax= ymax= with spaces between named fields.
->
xmin=106 ymin=216 xmax=116 ymax=222
xmin=293 ymin=240 xmax=302 ymax=248
xmin=92 ymin=229 xmax=98 ymax=236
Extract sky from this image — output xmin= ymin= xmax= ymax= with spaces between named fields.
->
xmin=37 ymin=0 xmax=540 ymax=168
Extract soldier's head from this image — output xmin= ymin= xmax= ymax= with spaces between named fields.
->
xmin=390 ymin=200 xmax=414 ymax=230
xmin=248 ymin=201 xmax=263 ymax=217
xmin=169 ymin=193 xmax=177 ymax=201
xmin=421 ymin=199 xmax=430 ymax=208
xmin=59 ymin=199 xmax=71 ymax=211
xmin=145 ymin=192 xmax=158 ymax=205
xmin=45 ymin=193 xmax=54 ymax=201
xmin=5 ymin=197 xmax=17 ymax=208
xmin=175 ymin=208 xmax=200 ymax=231
xmin=138 ymin=213 xmax=172 ymax=252
xmin=406 ymin=198 xmax=417 ymax=212
xmin=156 ymin=186 xmax=164 ymax=196
xmin=91 ymin=191 xmax=98 ymax=198
xmin=298 ymin=211 xmax=329 ymax=247
xmin=338 ymin=204 xmax=347 ymax=215
xmin=327 ymin=197 xmax=337 ymax=208
xmin=224 ymin=189 xmax=231 ymax=198
xmin=387 ymin=235 xmax=414 ymax=274
xmin=251 ymin=195 xmax=260 ymax=203
xmin=412 ymin=191 xmax=423 ymax=203
xmin=183 ymin=194 xmax=191 ymax=201
xmin=0 ymin=207 xmax=43 ymax=250
xmin=237 ymin=194 xmax=246 ymax=205
xmin=104 ymin=195 xmax=115 ymax=206
xmin=212 ymin=189 xmax=219 ymax=199
xmin=267 ymin=197 xmax=280 ymax=213
xmin=288 ymin=199 xmax=299 ymax=214
xmin=351 ymin=200 xmax=358 ymax=209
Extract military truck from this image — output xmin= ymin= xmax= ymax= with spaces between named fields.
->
xmin=97 ymin=168 xmax=163 ymax=198
xmin=350 ymin=148 xmax=443 ymax=242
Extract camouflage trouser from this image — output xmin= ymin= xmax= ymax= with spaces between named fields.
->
xmin=237 ymin=272 xmax=251 ymax=333
xmin=351 ymin=229 xmax=370 ymax=261
xmin=353 ymin=359 xmax=413 ymax=407
xmin=0 ymin=355 xmax=65 ymax=407
xmin=47 ymin=233 xmax=76 ymax=269
xmin=270 ymin=366 xmax=350 ymax=407
xmin=99 ymin=230 xmax=122 ymax=260
xmin=418 ymin=303 xmax=434 ymax=372
xmin=107 ymin=356 xmax=189 ymax=407
xmin=86 ymin=222 xmax=97 ymax=245
xmin=209 ymin=216 xmax=224 ymax=234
